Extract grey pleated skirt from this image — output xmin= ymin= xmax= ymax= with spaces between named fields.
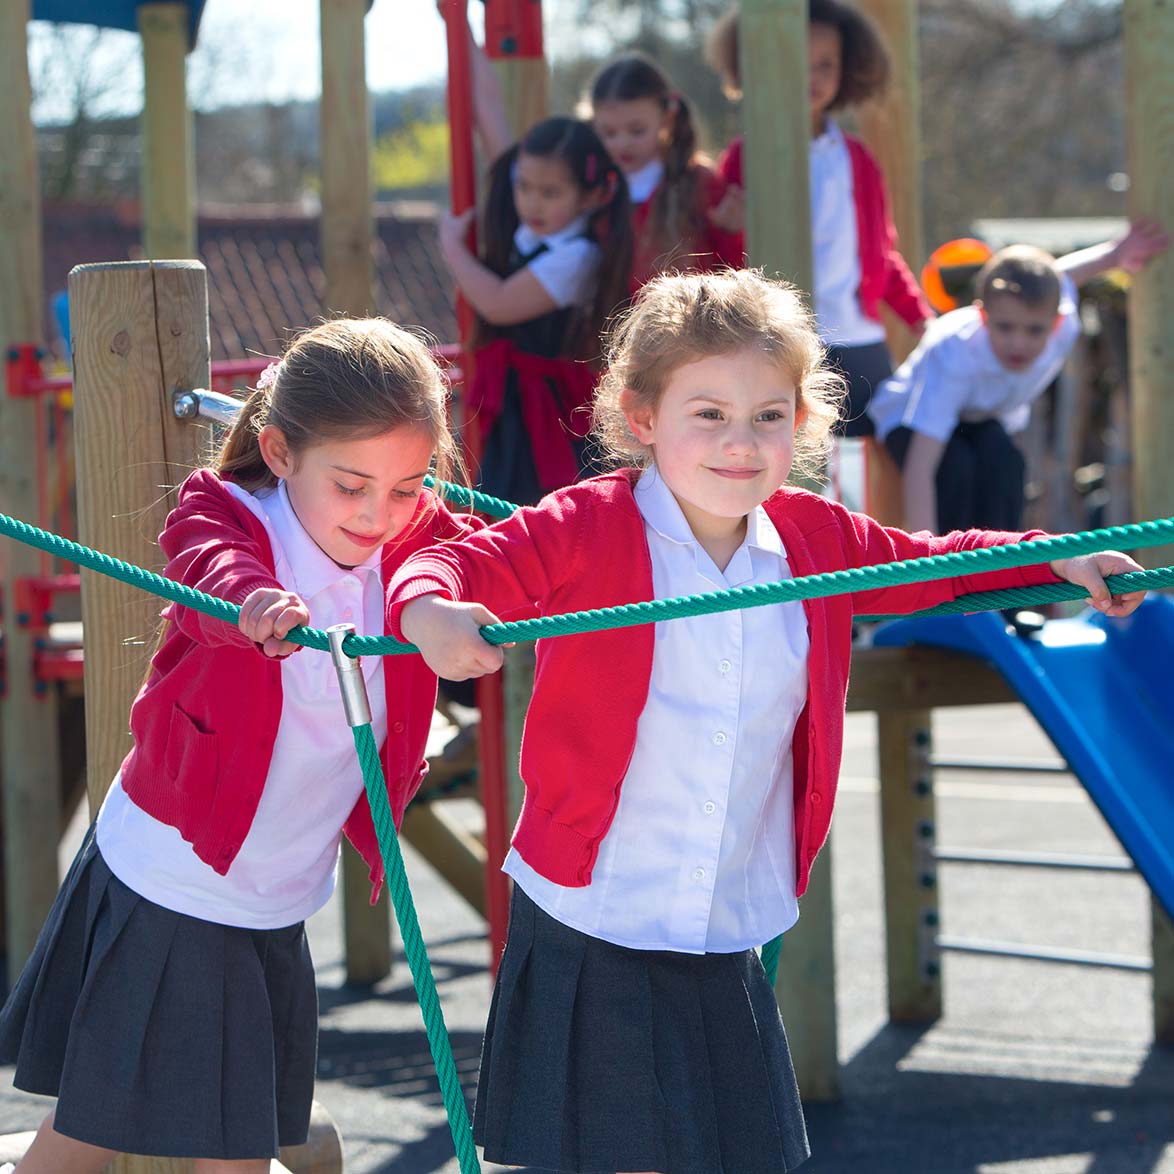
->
xmin=473 ymin=886 xmax=810 ymax=1173
xmin=0 ymin=825 xmax=318 ymax=1160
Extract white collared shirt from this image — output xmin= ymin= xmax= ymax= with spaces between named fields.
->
xmin=867 ymin=274 xmax=1080 ymax=441
xmin=97 ymin=480 xmax=389 ymax=929
xmin=513 ymin=212 xmax=601 ymax=308
xmin=505 ymin=467 xmax=810 ymax=954
xmin=810 ymin=118 xmax=886 ymax=347
xmin=625 ymin=157 xmax=665 ymax=205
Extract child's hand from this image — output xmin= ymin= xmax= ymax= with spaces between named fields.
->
xmin=400 ymin=594 xmax=508 ymax=680
xmin=708 ymin=184 xmax=745 ymax=233
xmin=238 ymin=587 xmax=311 ymax=657
xmin=1048 ymin=551 xmax=1147 ymax=618
xmin=439 ymin=208 xmax=476 ymax=257
xmin=1111 ymin=217 xmax=1169 ymax=274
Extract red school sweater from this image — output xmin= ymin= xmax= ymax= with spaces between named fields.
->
xmin=629 ymin=160 xmax=745 ymax=292
xmin=387 ymin=470 xmax=1059 ymax=894
xmin=719 ymin=133 xmax=933 ymax=329
xmin=118 ymin=468 xmax=482 ymax=899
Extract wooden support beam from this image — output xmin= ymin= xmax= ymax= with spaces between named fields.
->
xmin=878 ymin=708 xmax=942 ymax=1023
xmin=0 ymin=0 xmax=61 ymax=974
xmin=739 ymin=0 xmax=811 ymax=290
xmin=401 ymin=800 xmax=488 ymax=916
xmin=775 ymin=843 xmax=839 ymax=1102
xmin=320 ymin=0 xmax=389 ymax=984
xmin=1125 ymin=0 xmax=1174 ymax=568
xmin=69 ymin=259 xmax=210 ymax=1174
xmin=138 ymin=3 xmax=196 ymax=259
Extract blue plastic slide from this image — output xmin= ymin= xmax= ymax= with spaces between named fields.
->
xmin=872 ymin=594 xmax=1174 ymax=918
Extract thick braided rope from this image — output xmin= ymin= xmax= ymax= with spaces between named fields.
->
xmin=425 ymin=476 xmax=516 ymax=520
xmin=3 ymin=511 xmax=1174 ymax=658
xmin=351 ymin=723 xmax=480 ymax=1173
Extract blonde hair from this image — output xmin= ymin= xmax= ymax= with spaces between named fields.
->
xmin=217 ymin=317 xmax=463 ymax=492
xmin=593 ymin=268 xmax=843 ymax=481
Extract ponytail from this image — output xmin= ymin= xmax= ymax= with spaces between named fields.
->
xmin=216 ymin=387 xmax=276 ymax=491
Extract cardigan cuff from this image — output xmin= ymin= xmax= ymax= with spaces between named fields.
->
xmin=511 ymin=804 xmax=597 ymax=888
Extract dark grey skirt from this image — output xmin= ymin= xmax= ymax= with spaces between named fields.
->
xmin=0 ymin=825 xmax=318 ymax=1160
xmin=473 ymin=886 xmax=810 ymax=1173
xmin=827 ymin=340 xmax=894 ymax=438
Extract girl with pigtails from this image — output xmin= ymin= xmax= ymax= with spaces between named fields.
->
xmin=440 ymin=117 xmax=634 ymax=505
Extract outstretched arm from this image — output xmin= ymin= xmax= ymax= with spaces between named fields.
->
xmin=1056 ymin=217 xmax=1169 ymax=287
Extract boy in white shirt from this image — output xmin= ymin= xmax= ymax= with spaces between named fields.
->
xmin=868 ymin=220 xmax=1167 ymax=533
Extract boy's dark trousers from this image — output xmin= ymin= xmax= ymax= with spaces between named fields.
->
xmin=886 ymin=419 xmax=1026 ymax=532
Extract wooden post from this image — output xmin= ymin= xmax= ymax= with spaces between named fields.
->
xmin=69 ymin=259 xmax=210 ymax=1174
xmin=320 ymin=0 xmax=390 ymax=985
xmin=1124 ymin=0 xmax=1174 ymax=1040
xmin=0 ymin=0 xmax=62 ymax=973
xmin=138 ymin=4 xmax=196 ymax=259
xmin=739 ymin=0 xmax=811 ymax=290
xmin=1125 ymin=0 xmax=1174 ymax=569
xmin=776 ymin=844 xmax=839 ymax=1101
xmin=878 ymin=708 xmax=942 ymax=1022
xmin=485 ymin=0 xmax=548 ymax=137
xmin=1154 ymin=899 xmax=1174 ymax=1046
xmin=740 ymin=0 xmax=838 ymax=1097
xmin=855 ymin=0 xmax=923 ymax=524
xmin=320 ymin=0 xmax=375 ymax=318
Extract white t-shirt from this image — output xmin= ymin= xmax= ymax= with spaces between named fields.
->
xmin=867 ymin=274 xmax=1080 ymax=441
xmin=624 ymin=158 xmax=665 ymax=206
xmin=506 ymin=467 xmax=810 ymax=954
xmin=513 ymin=213 xmax=601 ymax=308
xmin=810 ymin=119 xmax=886 ymax=348
xmin=97 ymin=480 xmax=389 ymax=929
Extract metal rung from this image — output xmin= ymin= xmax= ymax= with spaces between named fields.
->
xmin=934 ymin=847 xmax=1134 ymax=872
xmin=930 ymin=755 xmax=1069 ymax=774
xmin=937 ymin=935 xmax=1151 ymax=972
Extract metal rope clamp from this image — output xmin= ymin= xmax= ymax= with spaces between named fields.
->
xmin=327 ymin=622 xmax=372 ymax=729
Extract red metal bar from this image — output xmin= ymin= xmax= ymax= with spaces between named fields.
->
xmin=443 ymin=0 xmax=512 ymax=971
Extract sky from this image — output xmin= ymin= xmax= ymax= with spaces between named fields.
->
xmin=28 ymin=0 xmax=489 ymax=124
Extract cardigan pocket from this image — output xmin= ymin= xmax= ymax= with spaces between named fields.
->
xmin=162 ymin=704 xmax=220 ymax=838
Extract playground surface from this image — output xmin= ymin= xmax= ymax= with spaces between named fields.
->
xmin=2 ymin=701 xmax=1171 ymax=1173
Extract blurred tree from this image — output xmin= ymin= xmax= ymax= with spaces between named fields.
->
xmin=374 ymin=118 xmax=450 ymax=194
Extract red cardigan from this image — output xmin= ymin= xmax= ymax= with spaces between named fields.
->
xmin=388 ymin=471 xmax=1058 ymax=894
xmin=119 ymin=468 xmax=481 ymax=899
xmin=630 ymin=160 xmax=745 ymax=292
xmin=719 ymin=133 xmax=932 ymax=329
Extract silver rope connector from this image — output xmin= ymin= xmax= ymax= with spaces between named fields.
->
xmin=327 ymin=623 xmax=372 ymax=728
xmin=172 ymin=388 xmax=246 ymax=426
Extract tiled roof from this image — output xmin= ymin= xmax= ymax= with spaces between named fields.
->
xmin=41 ymin=200 xmax=457 ymax=361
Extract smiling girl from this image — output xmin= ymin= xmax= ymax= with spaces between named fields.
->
xmin=385 ymin=268 xmax=1144 ymax=1174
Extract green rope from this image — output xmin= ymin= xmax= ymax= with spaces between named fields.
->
xmin=351 ymin=722 xmax=481 ymax=1173
xmin=3 ymin=510 xmax=1173 ymax=660
xmin=426 ymin=476 xmax=518 ymax=520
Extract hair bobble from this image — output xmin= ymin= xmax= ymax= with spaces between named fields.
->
xmin=256 ymin=360 xmax=281 ymax=391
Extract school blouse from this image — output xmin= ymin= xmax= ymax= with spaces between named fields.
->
xmin=810 ymin=119 xmax=887 ymax=348
xmin=97 ymin=480 xmax=388 ymax=929
xmin=867 ymin=274 xmax=1080 ymax=443
xmin=505 ymin=468 xmax=809 ymax=954
xmin=513 ymin=212 xmax=602 ymax=308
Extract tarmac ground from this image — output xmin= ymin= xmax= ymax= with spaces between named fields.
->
xmin=2 ymin=702 xmax=1171 ymax=1173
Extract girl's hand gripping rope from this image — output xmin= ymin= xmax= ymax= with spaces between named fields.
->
xmin=1049 ymin=551 xmax=1148 ymax=618
xmin=400 ymin=593 xmax=511 ymax=680
xmin=238 ymin=586 xmax=311 ymax=657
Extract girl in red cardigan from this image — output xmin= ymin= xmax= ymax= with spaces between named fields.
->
xmin=708 ymin=0 xmax=933 ymax=440
xmin=590 ymin=52 xmax=745 ymax=292
xmin=0 ymin=319 xmax=479 ymax=1173
xmin=441 ymin=115 xmax=633 ymax=506
xmin=388 ymin=269 xmax=1143 ymax=1174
